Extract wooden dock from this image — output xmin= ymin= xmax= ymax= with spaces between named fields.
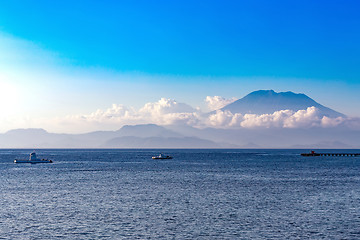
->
xmin=301 ymin=151 xmax=360 ymax=157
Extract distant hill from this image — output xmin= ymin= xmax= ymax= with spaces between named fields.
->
xmin=0 ymin=123 xmax=359 ymax=148
xmin=165 ymin=124 xmax=360 ymax=149
xmin=104 ymin=124 xmax=237 ymax=148
xmin=0 ymin=125 xmax=238 ymax=148
xmin=220 ymin=90 xmax=345 ymax=118
xmin=0 ymin=128 xmax=72 ymax=148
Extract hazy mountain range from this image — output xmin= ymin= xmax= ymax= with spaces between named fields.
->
xmin=1 ymin=90 xmax=358 ymax=149
xmin=1 ymin=124 xmax=359 ymax=149
xmin=0 ymin=125 xmax=236 ymax=148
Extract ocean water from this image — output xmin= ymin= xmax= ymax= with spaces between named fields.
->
xmin=0 ymin=149 xmax=359 ymax=239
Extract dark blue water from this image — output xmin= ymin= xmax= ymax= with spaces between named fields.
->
xmin=0 ymin=149 xmax=359 ymax=239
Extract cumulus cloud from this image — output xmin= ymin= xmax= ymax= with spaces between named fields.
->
xmin=206 ymin=107 xmax=347 ymax=129
xmin=205 ymin=96 xmax=238 ymax=111
xmin=45 ymin=98 xmax=357 ymax=133
xmin=64 ymin=104 xmax=138 ymax=123
xmin=137 ymin=98 xmax=201 ymax=126
xmin=139 ymin=98 xmax=196 ymax=115
xmin=207 ymin=110 xmax=235 ymax=127
xmin=320 ymin=116 xmax=345 ymax=127
xmin=53 ymin=98 xmax=201 ymax=132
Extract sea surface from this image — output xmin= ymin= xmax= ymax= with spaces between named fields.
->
xmin=0 ymin=149 xmax=359 ymax=239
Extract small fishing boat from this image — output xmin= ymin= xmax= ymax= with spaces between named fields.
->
xmin=152 ymin=153 xmax=173 ymax=160
xmin=14 ymin=152 xmax=53 ymax=164
xmin=301 ymin=151 xmax=320 ymax=156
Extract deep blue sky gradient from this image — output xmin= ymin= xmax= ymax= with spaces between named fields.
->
xmin=1 ymin=0 xmax=359 ymax=80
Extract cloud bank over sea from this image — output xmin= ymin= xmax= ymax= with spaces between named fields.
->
xmin=36 ymin=97 xmax=355 ymax=133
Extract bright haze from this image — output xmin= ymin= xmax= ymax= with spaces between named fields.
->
xmin=0 ymin=1 xmax=359 ymax=148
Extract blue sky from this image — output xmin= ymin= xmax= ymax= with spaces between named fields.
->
xmin=1 ymin=0 xmax=359 ymax=78
xmin=0 ymin=0 xmax=359 ymax=132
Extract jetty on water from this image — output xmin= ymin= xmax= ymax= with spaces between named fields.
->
xmin=301 ymin=151 xmax=360 ymax=157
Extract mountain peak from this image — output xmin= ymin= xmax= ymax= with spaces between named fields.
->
xmin=247 ymin=90 xmax=305 ymax=97
xmin=249 ymin=89 xmax=276 ymax=95
xmin=221 ymin=90 xmax=345 ymax=118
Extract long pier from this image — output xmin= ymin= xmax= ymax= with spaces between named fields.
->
xmin=301 ymin=151 xmax=360 ymax=157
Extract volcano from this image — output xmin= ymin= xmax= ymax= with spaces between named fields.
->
xmin=220 ymin=90 xmax=345 ymax=118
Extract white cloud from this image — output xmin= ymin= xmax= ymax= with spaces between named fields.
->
xmin=138 ymin=98 xmax=201 ymax=125
xmin=84 ymin=104 xmax=137 ymax=122
xmin=205 ymin=96 xmax=238 ymax=111
xmin=283 ymin=107 xmax=321 ymax=128
xmin=207 ymin=110 xmax=235 ymax=127
xmin=139 ymin=98 xmax=196 ymax=115
xmin=54 ymin=104 xmax=143 ymax=132
xmin=206 ymin=106 xmax=348 ymax=129
xmin=46 ymin=98 xmax=201 ymax=133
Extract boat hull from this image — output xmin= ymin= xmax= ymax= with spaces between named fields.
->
xmin=152 ymin=157 xmax=173 ymax=159
xmin=14 ymin=159 xmax=53 ymax=164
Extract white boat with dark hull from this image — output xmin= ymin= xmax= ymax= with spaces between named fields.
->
xmin=14 ymin=152 xmax=53 ymax=164
xmin=152 ymin=153 xmax=173 ymax=160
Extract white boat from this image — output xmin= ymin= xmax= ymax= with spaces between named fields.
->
xmin=14 ymin=152 xmax=53 ymax=164
xmin=152 ymin=153 xmax=173 ymax=160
